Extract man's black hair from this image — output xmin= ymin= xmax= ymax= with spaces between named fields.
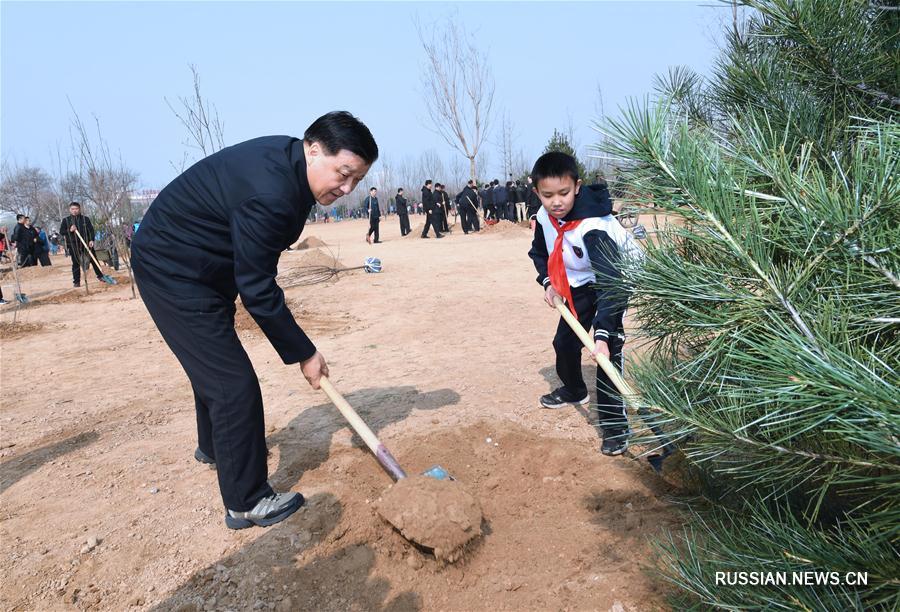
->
xmin=531 ymin=151 xmax=579 ymax=186
xmin=303 ymin=111 xmax=379 ymax=164
xmin=16 ymin=214 xmax=24 ymax=221
xmin=505 ymin=181 xmax=513 ymax=188
xmin=467 ymin=179 xmax=475 ymax=186
xmin=370 ymin=187 xmax=377 ymax=192
xmin=397 ymin=188 xmax=403 ymax=193
xmin=69 ymin=201 xmax=81 ymax=208
xmin=425 ymin=179 xmax=433 ymax=186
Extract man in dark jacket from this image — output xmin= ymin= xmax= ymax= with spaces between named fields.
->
xmin=131 ymin=111 xmax=378 ymax=529
xmin=10 ymin=214 xmax=32 ymax=267
xmin=419 ymin=180 xmax=443 ymax=239
xmin=479 ymin=183 xmax=493 ymax=220
xmin=395 ymin=188 xmax=410 ymax=236
xmin=436 ymin=183 xmax=451 ymax=232
xmin=493 ymin=180 xmax=508 ymax=221
xmin=364 ymin=187 xmax=381 ymax=244
xmin=455 ymin=180 xmax=480 ymax=234
xmin=525 ymin=175 xmax=542 ymax=227
xmin=60 ymin=203 xmax=108 ymax=284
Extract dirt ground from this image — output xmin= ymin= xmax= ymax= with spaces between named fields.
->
xmin=0 ymin=212 xmax=682 ymax=611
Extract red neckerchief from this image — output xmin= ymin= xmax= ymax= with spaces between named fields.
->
xmin=547 ymin=216 xmax=583 ymax=316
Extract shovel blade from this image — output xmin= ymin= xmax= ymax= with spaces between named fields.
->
xmin=15 ymin=293 xmax=28 ymax=304
xmin=421 ymin=465 xmax=453 ymax=481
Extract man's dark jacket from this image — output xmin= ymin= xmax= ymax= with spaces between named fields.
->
xmin=421 ymin=186 xmax=435 ymax=212
xmin=59 ymin=215 xmax=96 ymax=249
xmin=364 ymin=195 xmax=380 ymax=219
xmin=131 ymin=136 xmax=318 ymax=365
xmin=395 ymin=194 xmax=408 ymax=215
xmin=456 ymin=186 xmax=478 ymax=209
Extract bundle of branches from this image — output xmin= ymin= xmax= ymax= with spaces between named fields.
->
xmin=279 ymin=263 xmax=366 ymax=287
xmin=598 ymin=1 xmax=899 ymax=608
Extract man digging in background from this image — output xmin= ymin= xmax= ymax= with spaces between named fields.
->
xmin=131 ymin=111 xmax=378 ymax=529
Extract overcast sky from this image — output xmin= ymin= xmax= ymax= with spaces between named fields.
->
xmin=2 ymin=1 xmax=729 ymax=190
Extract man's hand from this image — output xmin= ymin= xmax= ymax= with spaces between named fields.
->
xmin=69 ymin=225 xmax=76 ymax=233
xmin=544 ymin=284 xmax=563 ymax=309
xmin=591 ymin=339 xmax=610 ymax=362
xmin=300 ymin=351 xmax=329 ymax=390
xmin=88 ymin=241 xmax=94 ymax=248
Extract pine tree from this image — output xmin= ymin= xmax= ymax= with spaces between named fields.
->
xmin=543 ymin=129 xmax=588 ymax=180
xmin=598 ymin=1 xmax=899 ymax=608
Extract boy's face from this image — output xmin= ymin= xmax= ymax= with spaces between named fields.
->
xmin=535 ymin=176 xmax=582 ymax=220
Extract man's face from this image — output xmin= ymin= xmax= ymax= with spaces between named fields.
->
xmin=304 ymin=142 xmax=370 ymax=206
xmin=24 ymin=218 xmax=32 ymax=227
xmin=536 ymin=175 xmax=581 ymax=220
xmin=70 ymin=205 xmax=81 ymax=216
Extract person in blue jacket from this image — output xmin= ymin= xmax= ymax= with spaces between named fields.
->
xmin=131 ymin=111 xmax=377 ymax=529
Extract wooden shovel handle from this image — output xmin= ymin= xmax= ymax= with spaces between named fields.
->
xmin=72 ymin=228 xmax=105 ymax=271
xmin=318 ymin=377 xmax=408 ymax=481
xmin=552 ymin=296 xmax=640 ymax=406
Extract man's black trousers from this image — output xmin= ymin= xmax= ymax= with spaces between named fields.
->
xmin=367 ymin=217 xmax=380 ymax=242
xmin=398 ymin=213 xmax=411 ymax=235
xmin=553 ymin=283 xmax=627 ymax=432
xmin=70 ymin=244 xmax=104 ymax=283
xmin=132 ymin=263 xmax=273 ymax=511
xmin=421 ymin=209 xmax=442 ymax=237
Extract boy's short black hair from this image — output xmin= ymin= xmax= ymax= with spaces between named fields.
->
xmin=304 ymin=111 xmax=379 ymax=165
xmin=531 ymin=151 xmax=579 ymax=186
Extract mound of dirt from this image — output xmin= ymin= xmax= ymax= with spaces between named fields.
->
xmin=480 ymin=220 xmax=528 ymax=236
xmin=404 ymin=222 xmax=425 ymax=238
xmin=282 ymin=248 xmax=345 ymax=270
xmin=375 ymin=475 xmax=482 ymax=562
xmin=294 ymin=236 xmax=328 ymax=250
xmin=0 ymin=321 xmax=46 ymax=339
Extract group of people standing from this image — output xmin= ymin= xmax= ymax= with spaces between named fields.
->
xmin=0 ymin=202 xmax=113 ymax=293
xmin=480 ymin=177 xmax=541 ymax=224
xmin=363 ymin=175 xmax=543 ymax=243
xmin=7 ymin=215 xmax=56 ymax=268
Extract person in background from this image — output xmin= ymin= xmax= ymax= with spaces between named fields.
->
xmin=395 ymin=188 xmax=411 ymax=236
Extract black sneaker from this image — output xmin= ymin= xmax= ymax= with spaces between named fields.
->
xmin=539 ymin=388 xmax=590 ymax=409
xmin=225 ymin=491 xmax=305 ymax=529
xmin=601 ymin=429 xmax=629 ymax=456
xmin=194 ymin=447 xmax=216 ymax=469
xmin=73 ymin=281 xmax=81 ymax=287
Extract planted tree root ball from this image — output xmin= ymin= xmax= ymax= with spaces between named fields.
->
xmin=375 ymin=475 xmax=483 ymax=562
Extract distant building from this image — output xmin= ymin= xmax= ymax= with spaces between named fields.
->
xmin=129 ymin=189 xmax=159 ymax=219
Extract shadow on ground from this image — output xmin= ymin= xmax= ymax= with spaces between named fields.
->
xmin=0 ymin=430 xmax=100 ymax=495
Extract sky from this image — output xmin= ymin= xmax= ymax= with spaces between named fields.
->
xmin=2 ymin=1 xmax=729 ymax=190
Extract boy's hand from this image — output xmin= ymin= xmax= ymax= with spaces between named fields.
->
xmin=544 ymin=285 xmax=563 ymax=309
xmin=591 ymin=339 xmax=610 ymax=362
xmin=300 ymin=351 xmax=329 ymax=390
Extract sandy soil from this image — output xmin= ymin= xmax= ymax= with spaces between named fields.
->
xmin=0 ymin=212 xmax=681 ymax=611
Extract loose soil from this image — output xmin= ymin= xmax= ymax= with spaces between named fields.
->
xmin=293 ymin=236 xmax=328 ymax=250
xmin=374 ymin=475 xmax=483 ymax=562
xmin=1 ymin=214 xmax=682 ymax=611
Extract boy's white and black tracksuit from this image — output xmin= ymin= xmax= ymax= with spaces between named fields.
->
xmin=527 ymin=184 xmax=643 ymax=433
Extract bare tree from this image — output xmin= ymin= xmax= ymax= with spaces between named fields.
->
xmin=166 ymin=64 xmax=226 ymax=172
xmin=70 ymin=106 xmax=139 ymax=296
xmin=417 ymin=149 xmax=445 ymax=183
xmin=417 ymin=15 xmax=495 ymax=181
xmin=0 ymin=160 xmax=57 ymax=224
xmin=496 ymin=111 xmax=516 ymax=179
